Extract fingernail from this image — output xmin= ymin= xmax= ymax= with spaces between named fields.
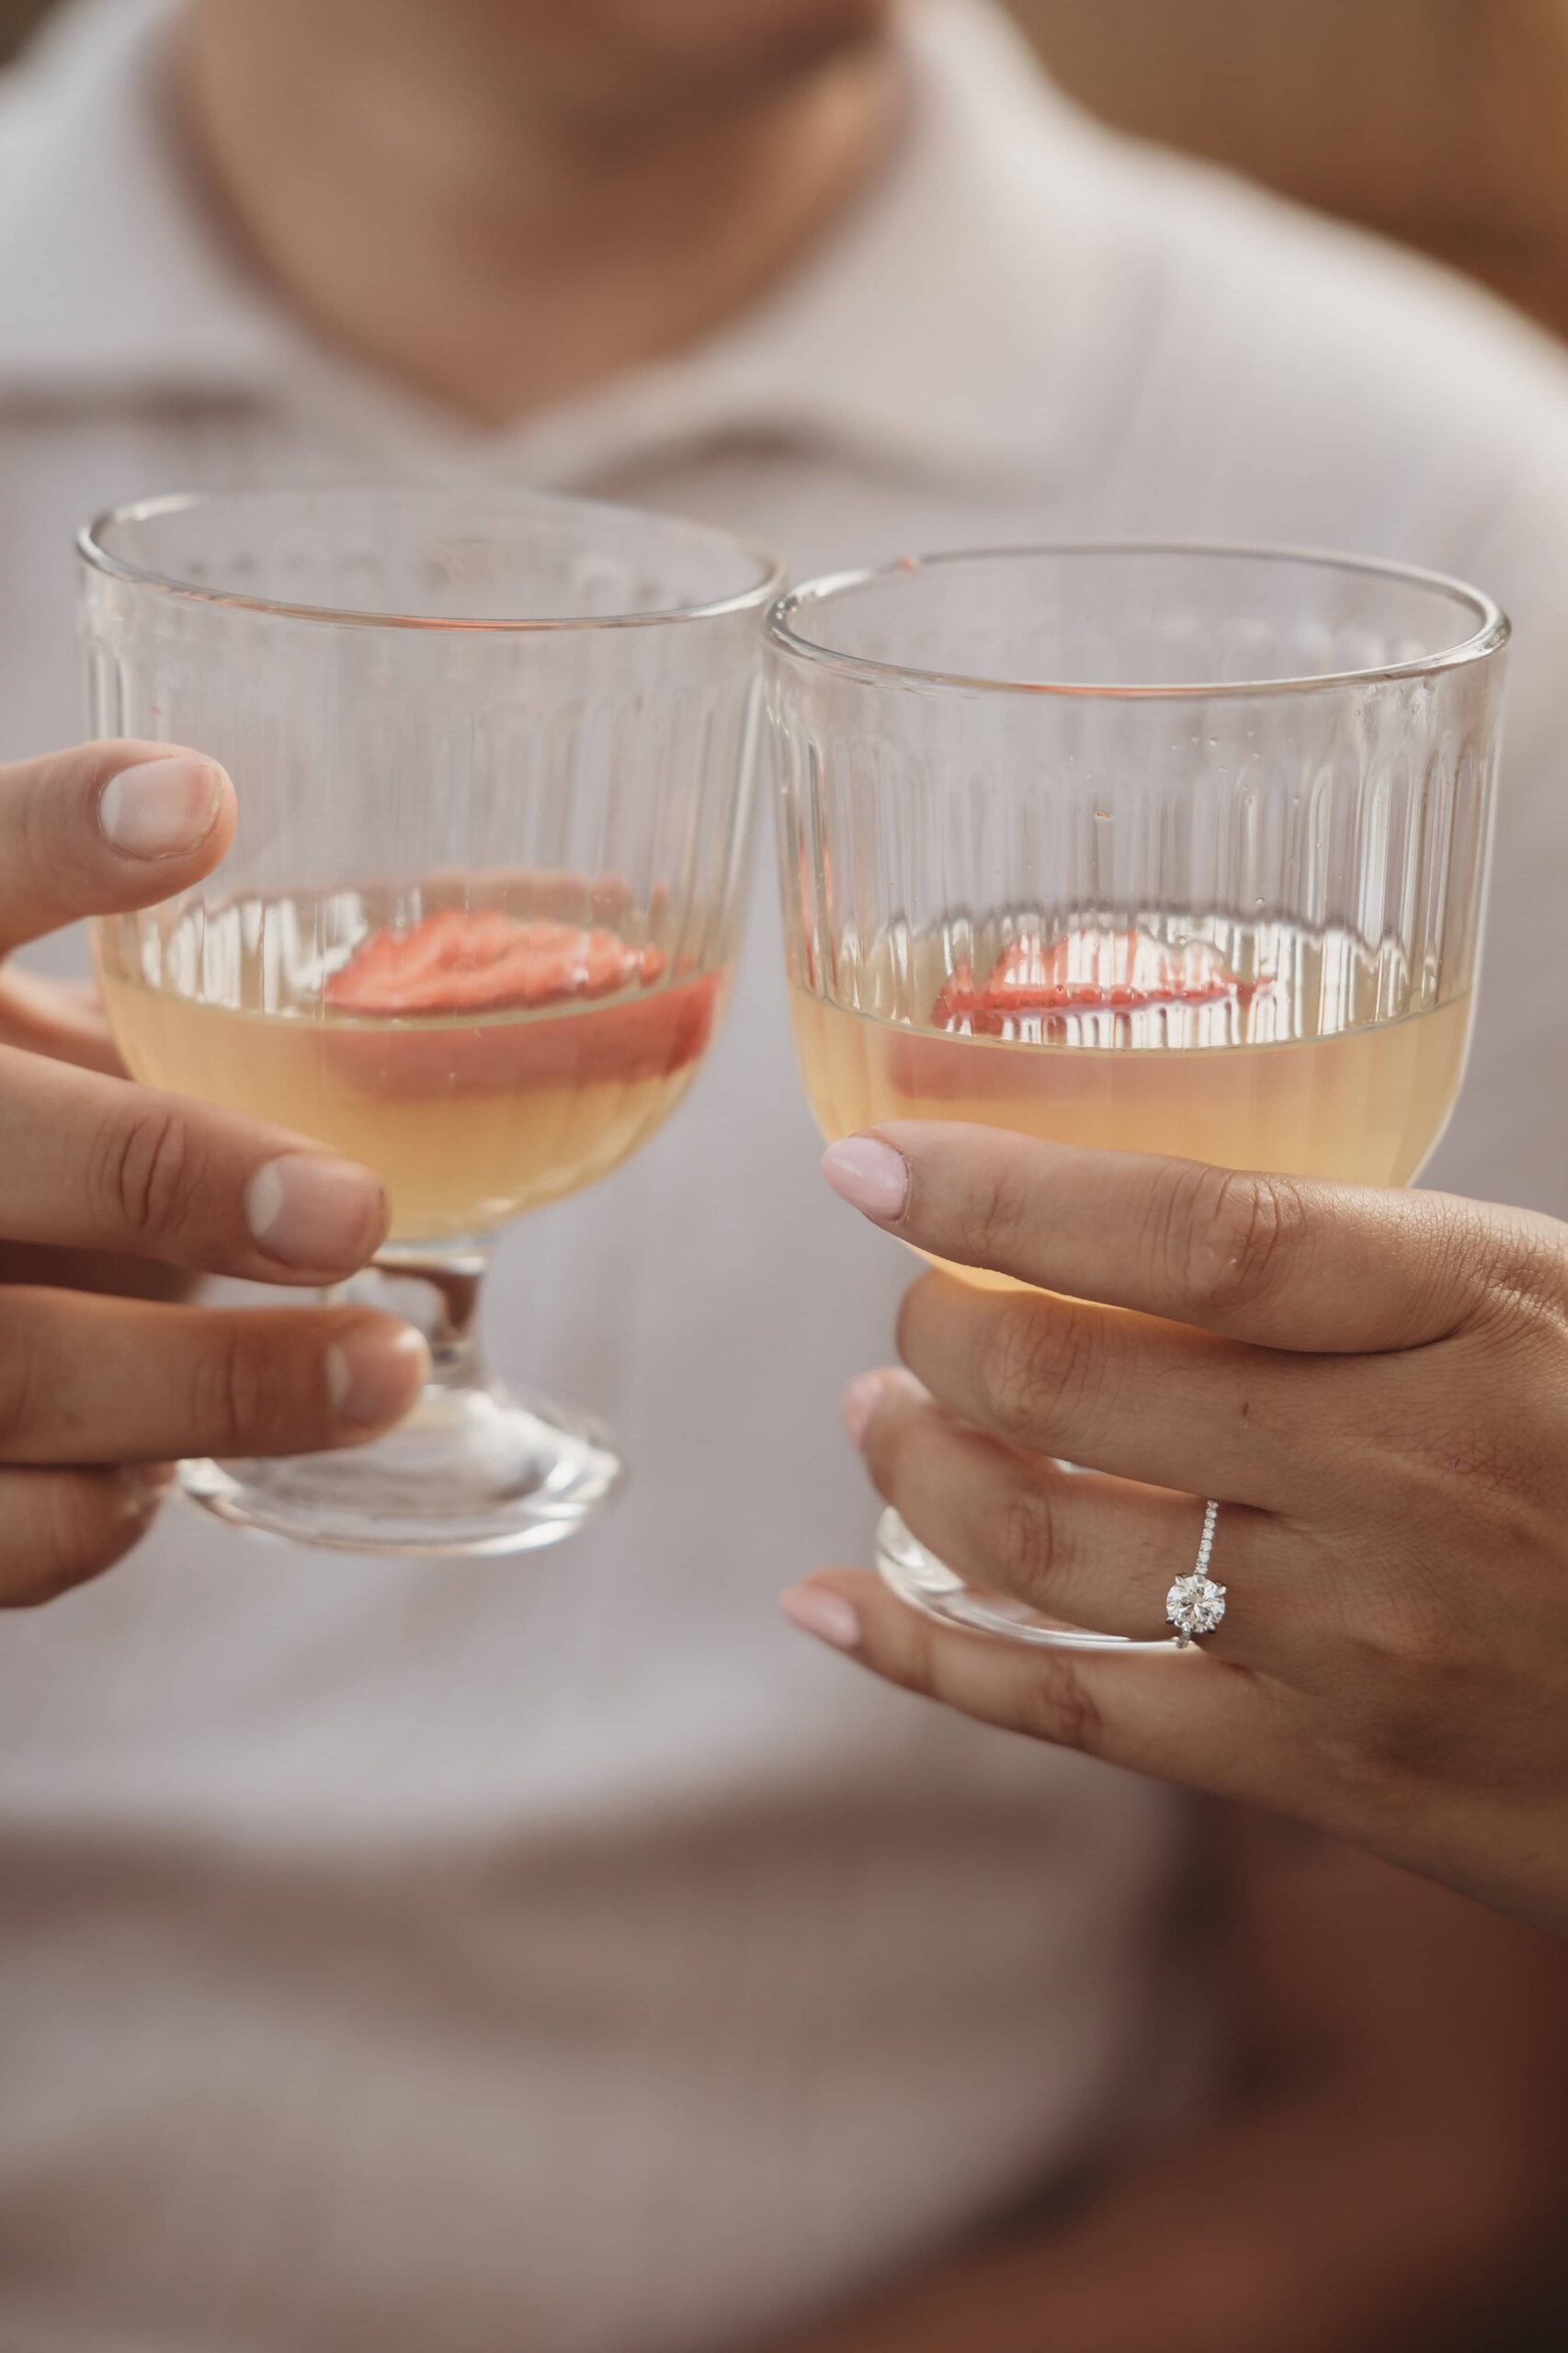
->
xmin=325 ymin=1324 xmax=430 ymax=1427
xmin=98 ymin=756 xmax=227 ymax=859
xmin=822 ymin=1137 xmax=909 ymax=1222
xmin=779 ymin=1584 xmax=862 ymax=1652
xmin=841 ymin=1371 xmax=885 ymax=1449
xmin=246 ymin=1154 xmax=387 ymax=1270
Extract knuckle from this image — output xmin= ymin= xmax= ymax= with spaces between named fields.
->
xmin=193 ymin=1323 xmax=301 ymax=1449
xmin=1388 ymin=1396 xmax=1554 ymax=1529
xmin=1459 ymin=1211 xmax=1568 ymax=1342
xmin=888 ymin=1604 xmax=944 ymax=1702
xmin=1343 ymin=1577 xmax=1454 ymax=1686
xmin=1338 ymin=1640 xmax=1483 ymax=1786
xmin=1017 ymin=1654 xmax=1106 ymax=1755
xmin=962 ymin=1160 xmax=1031 ymax=1270
xmin=989 ymin=1476 xmax=1059 ymax=1597
xmin=1173 ymin=1164 xmax=1307 ymax=1321
xmin=883 ymin=1590 xmax=1106 ymax=1758
xmin=26 ymin=1476 xmax=137 ymax=1602
xmin=979 ymin=1300 xmax=1103 ymax=1445
xmin=0 ymin=1315 xmax=42 ymax=1453
xmin=91 ymin=1097 xmax=204 ymax=1245
xmin=1311 ymin=1521 xmax=1503 ymax=1783
xmin=38 ymin=1477 xmax=131 ymax=1590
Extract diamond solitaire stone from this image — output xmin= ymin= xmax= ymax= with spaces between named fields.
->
xmin=1165 ymin=1572 xmax=1227 ymax=1648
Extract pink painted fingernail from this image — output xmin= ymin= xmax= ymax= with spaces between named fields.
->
xmin=779 ymin=1585 xmax=862 ymax=1652
xmin=98 ymin=756 xmax=228 ymax=859
xmin=821 ymin=1137 xmax=909 ymax=1221
xmin=841 ymin=1371 xmax=885 ymax=1449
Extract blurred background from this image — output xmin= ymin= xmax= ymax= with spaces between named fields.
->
xmin=5 ymin=0 xmax=1566 ymax=338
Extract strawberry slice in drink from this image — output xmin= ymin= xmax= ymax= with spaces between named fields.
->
xmin=326 ymin=907 xmax=667 ymax=1015
xmin=323 ymin=906 xmax=721 ymax=1099
xmin=888 ymin=926 xmax=1258 ymax=1101
xmin=931 ymin=929 xmax=1248 ymax=1031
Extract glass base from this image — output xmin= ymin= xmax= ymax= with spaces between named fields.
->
xmin=180 ymin=1379 xmax=622 ymax=1559
xmin=875 ymin=1507 xmax=1180 ymax=1654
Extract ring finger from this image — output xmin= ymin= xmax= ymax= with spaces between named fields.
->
xmin=854 ymin=1370 xmax=1285 ymax=1657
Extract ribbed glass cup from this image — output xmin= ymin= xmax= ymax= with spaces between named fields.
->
xmin=82 ymin=486 xmax=781 ymax=1557
xmin=767 ymin=545 xmax=1508 ymax=1651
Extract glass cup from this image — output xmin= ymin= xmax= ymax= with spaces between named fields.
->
xmin=767 ymin=545 xmax=1507 ymax=1649
xmin=83 ymin=486 xmax=781 ymax=1558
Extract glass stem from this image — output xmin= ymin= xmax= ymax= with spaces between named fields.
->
xmin=338 ymin=1241 xmax=494 ymax=1393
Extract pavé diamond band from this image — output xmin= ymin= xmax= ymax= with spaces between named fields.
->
xmin=1165 ymin=1499 xmax=1226 ymax=1648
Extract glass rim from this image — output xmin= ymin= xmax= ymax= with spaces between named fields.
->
xmin=766 ymin=540 xmax=1510 ymax=699
xmin=77 ymin=484 xmax=786 ymax=632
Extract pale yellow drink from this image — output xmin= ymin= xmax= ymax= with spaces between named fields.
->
xmin=790 ymin=919 xmax=1470 ymax=1287
xmin=97 ymin=890 xmax=723 ymax=1243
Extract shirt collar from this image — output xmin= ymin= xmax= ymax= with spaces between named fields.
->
xmin=654 ymin=0 xmax=1120 ymax=486
xmin=0 ymin=0 xmax=1122 ymax=487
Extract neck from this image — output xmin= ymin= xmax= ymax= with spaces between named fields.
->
xmin=176 ymin=8 xmax=900 ymax=428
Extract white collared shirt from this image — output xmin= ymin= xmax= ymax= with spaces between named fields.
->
xmin=6 ymin=6 xmax=1568 ymax=2349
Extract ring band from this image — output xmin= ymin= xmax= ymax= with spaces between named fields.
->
xmin=1165 ymin=1499 xmax=1227 ymax=1647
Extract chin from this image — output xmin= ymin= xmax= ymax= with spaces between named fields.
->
xmin=620 ymin=0 xmax=894 ymax=88
xmin=422 ymin=0 xmax=895 ymax=127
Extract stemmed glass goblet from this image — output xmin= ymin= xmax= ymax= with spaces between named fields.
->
xmin=767 ymin=544 xmax=1506 ymax=1650
xmin=83 ymin=485 xmax=781 ymax=1557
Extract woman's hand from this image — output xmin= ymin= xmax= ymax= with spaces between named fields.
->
xmin=783 ymin=1122 xmax=1568 ymax=1937
xmin=0 ymin=739 xmax=428 ymax=1605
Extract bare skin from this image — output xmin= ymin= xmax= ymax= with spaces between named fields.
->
xmin=787 ymin=1122 xmax=1568 ymax=1938
xmin=0 ymin=741 xmax=427 ymax=1602
xmin=176 ymin=0 xmax=900 ymax=426
xmin=4 ymin=0 xmax=898 ymax=1598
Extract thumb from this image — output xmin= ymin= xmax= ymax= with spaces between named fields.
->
xmin=0 ymin=739 xmax=236 ymax=956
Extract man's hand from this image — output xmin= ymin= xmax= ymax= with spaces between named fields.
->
xmin=0 ymin=739 xmax=427 ymax=1604
xmin=783 ymin=1121 xmax=1568 ymax=1937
